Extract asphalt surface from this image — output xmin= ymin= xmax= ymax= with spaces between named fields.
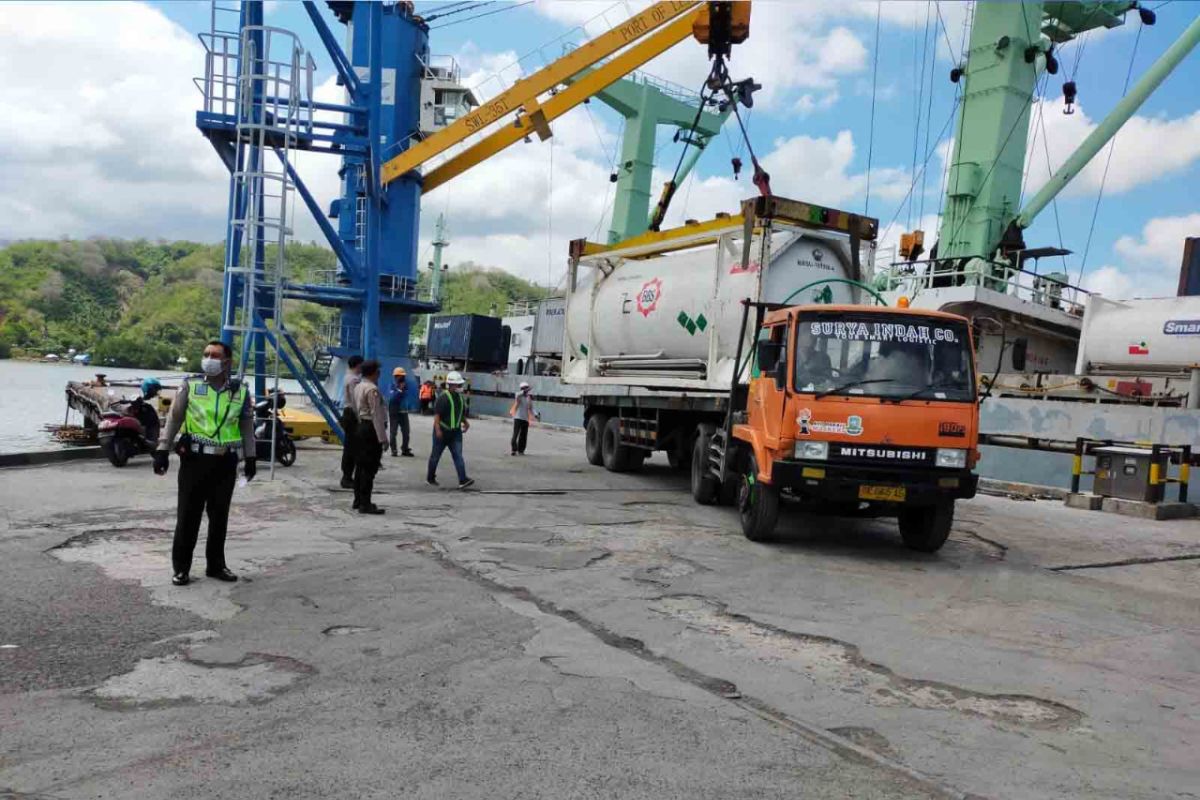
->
xmin=2 ymin=416 xmax=1199 ymax=799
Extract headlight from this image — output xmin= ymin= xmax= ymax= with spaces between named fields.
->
xmin=936 ymin=448 xmax=967 ymax=469
xmin=795 ymin=440 xmax=829 ymax=460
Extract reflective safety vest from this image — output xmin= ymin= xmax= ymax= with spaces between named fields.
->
xmin=419 ymin=383 xmax=434 ymax=401
xmin=438 ymin=390 xmax=464 ymax=431
xmin=183 ymin=377 xmax=247 ymax=447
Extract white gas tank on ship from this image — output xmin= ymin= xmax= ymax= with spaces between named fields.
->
xmin=1076 ymin=294 xmax=1200 ymax=373
xmin=565 ymin=228 xmax=859 ymax=386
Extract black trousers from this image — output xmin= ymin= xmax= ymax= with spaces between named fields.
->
xmin=172 ymin=452 xmax=239 ymax=575
xmin=388 ymin=408 xmax=411 ymax=454
xmin=511 ymin=419 xmax=529 ymax=454
xmin=354 ymin=425 xmax=383 ymax=509
xmin=340 ymin=409 xmax=358 ymax=482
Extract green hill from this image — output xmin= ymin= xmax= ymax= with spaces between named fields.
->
xmin=0 ymin=239 xmax=548 ymax=369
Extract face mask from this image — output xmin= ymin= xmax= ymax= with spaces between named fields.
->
xmin=201 ymin=357 xmax=225 ymax=377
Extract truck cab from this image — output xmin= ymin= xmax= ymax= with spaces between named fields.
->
xmin=701 ymin=303 xmax=980 ymax=551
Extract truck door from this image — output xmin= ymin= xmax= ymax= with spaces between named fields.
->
xmin=751 ymin=322 xmax=789 ymax=447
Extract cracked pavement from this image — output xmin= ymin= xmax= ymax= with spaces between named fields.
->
xmin=2 ymin=418 xmax=1199 ymax=799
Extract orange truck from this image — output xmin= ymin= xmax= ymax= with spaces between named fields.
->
xmin=696 ymin=301 xmax=980 ymax=551
xmin=565 ymin=195 xmax=980 ymax=552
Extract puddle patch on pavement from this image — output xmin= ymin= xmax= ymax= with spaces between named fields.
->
xmin=650 ymin=595 xmax=1081 ymax=729
xmin=90 ymin=652 xmax=314 ymax=709
xmin=469 ymin=527 xmax=558 ymax=544
xmin=480 ymin=546 xmax=610 ymax=570
xmin=323 ymin=625 xmax=378 ymax=636
xmin=631 ymin=558 xmax=708 ymax=586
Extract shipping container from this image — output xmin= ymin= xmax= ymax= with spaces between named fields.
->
xmin=531 ymin=297 xmax=566 ymax=356
xmin=426 ymin=314 xmax=511 ymax=368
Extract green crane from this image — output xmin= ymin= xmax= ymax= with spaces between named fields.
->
xmin=935 ymin=1 xmax=1200 ymax=270
xmin=569 ymin=68 xmax=729 ymax=244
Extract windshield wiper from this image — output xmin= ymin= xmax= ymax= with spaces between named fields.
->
xmin=894 ymin=380 xmax=964 ymax=402
xmin=813 ymin=378 xmax=895 ymax=399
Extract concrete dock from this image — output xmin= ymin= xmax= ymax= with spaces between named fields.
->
xmin=2 ymin=418 xmax=1198 ymax=799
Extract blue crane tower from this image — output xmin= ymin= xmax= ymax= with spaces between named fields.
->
xmin=196 ymin=1 xmax=458 ymax=437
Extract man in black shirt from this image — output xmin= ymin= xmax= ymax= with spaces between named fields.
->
xmin=426 ymin=371 xmax=474 ymax=489
xmin=339 ymin=355 xmax=363 ymax=489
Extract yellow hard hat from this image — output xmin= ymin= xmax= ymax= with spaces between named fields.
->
xmin=393 ymin=366 xmax=407 ymax=376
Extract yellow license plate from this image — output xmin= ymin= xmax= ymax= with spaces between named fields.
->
xmin=858 ymin=484 xmax=907 ymax=502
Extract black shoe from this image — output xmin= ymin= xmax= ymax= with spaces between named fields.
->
xmin=401 ymin=450 xmax=414 ymax=457
xmin=172 ymin=573 xmax=190 ymax=586
xmin=340 ymin=478 xmax=354 ymax=489
xmin=206 ymin=567 xmax=238 ymax=582
xmin=358 ymin=504 xmax=385 ymax=515
xmin=352 ymin=501 xmax=360 ymax=510
xmin=426 ymin=477 xmax=438 ymax=486
xmin=390 ymin=451 xmax=398 ymax=458
xmin=459 ymin=478 xmax=475 ymax=489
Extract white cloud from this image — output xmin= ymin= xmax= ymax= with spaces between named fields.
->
xmin=1078 ymin=213 xmax=1198 ymax=300
xmin=1113 ymin=213 xmax=1199 ymax=269
xmin=0 ymin=2 xmax=228 ymax=240
xmin=1081 ymin=265 xmax=1136 ymax=298
xmin=1024 ymin=97 xmax=1200 ymax=199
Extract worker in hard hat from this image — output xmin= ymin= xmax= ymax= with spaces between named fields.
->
xmin=387 ymin=365 xmax=414 ymax=458
xmin=427 ymin=370 xmax=473 ymax=489
xmin=508 ymin=381 xmax=536 ymax=456
xmin=351 ymin=360 xmax=388 ymax=515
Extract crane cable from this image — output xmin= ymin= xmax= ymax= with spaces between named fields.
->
xmin=865 ymin=0 xmax=882 ymax=217
xmin=649 ymin=55 xmax=766 ymax=231
xmin=430 ymin=1 xmax=533 ymax=30
xmin=1076 ymin=22 xmax=1144 ymax=286
xmin=423 ymin=1 xmax=489 ymax=23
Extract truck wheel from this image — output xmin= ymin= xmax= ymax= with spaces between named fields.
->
xmin=690 ymin=423 xmax=720 ymax=505
xmin=738 ymin=454 xmax=779 ymax=542
xmin=898 ymin=501 xmax=954 ymax=553
xmin=602 ymin=416 xmax=640 ymax=472
xmin=585 ymin=414 xmax=607 ymax=466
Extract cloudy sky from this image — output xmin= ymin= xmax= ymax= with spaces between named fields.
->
xmin=1 ymin=0 xmax=1197 ymax=300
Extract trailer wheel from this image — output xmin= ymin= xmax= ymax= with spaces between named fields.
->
xmin=602 ymin=416 xmax=641 ymax=472
xmin=898 ymin=501 xmax=954 ymax=553
xmin=738 ymin=454 xmax=779 ymax=542
xmin=690 ymin=423 xmax=720 ymax=505
xmin=585 ymin=413 xmax=607 ymax=466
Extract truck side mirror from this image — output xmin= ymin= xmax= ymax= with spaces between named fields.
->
xmin=1011 ymin=337 xmax=1028 ymax=372
xmin=756 ymin=340 xmax=782 ymax=375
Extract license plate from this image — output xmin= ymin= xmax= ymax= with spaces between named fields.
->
xmin=859 ymin=484 xmax=907 ymax=502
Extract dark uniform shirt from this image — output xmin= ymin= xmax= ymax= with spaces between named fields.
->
xmin=434 ymin=391 xmax=465 ymax=431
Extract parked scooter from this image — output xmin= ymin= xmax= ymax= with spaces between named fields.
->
xmin=254 ymin=389 xmax=296 ymax=467
xmin=98 ymin=379 xmax=162 ymax=467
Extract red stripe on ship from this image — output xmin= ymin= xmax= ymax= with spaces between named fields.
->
xmin=1128 ymin=344 xmax=1150 ymax=355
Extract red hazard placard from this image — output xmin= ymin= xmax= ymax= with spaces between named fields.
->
xmin=637 ymin=278 xmax=662 ymax=317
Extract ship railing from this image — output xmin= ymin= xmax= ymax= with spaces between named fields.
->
xmin=506 ymin=299 xmax=541 ymax=317
xmin=878 ymin=259 xmax=1090 ymax=316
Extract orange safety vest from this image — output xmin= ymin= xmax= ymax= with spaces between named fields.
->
xmin=419 ymin=383 xmax=433 ymax=401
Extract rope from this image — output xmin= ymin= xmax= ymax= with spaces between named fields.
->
xmin=879 ymin=96 xmax=962 ymax=250
xmin=1037 ymin=91 xmax=1070 ymax=275
xmin=934 ymin=1 xmax=960 ymax=64
xmin=421 ymin=1 xmax=473 ymax=18
xmin=547 ymin=134 xmax=555 ymax=288
xmin=865 ymin=1 xmax=882 ymax=216
xmin=424 ymin=1 xmax=488 ymax=23
xmin=1076 ymin=23 xmax=1144 ymax=286
xmin=909 ymin=2 xmax=932 ymax=230
xmin=430 ymin=1 xmax=532 ymax=30
xmin=918 ymin=1 xmax=939 ymax=222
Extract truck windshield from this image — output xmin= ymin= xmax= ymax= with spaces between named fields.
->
xmin=794 ymin=312 xmax=975 ymax=402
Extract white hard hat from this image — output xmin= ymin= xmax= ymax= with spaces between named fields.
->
xmin=519 ymin=381 xmax=530 ymax=390
xmin=446 ymin=371 xmax=466 ymax=386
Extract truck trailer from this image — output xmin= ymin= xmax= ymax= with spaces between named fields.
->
xmin=564 ymin=196 xmax=980 ymax=551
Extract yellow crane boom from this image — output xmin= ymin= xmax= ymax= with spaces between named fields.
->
xmin=380 ymin=1 xmax=702 ymax=186
xmin=421 ymin=10 xmax=702 ymax=194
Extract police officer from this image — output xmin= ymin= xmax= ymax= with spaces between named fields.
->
xmin=352 ymin=360 xmax=388 ymax=514
xmin=339 ymin=355 xmax=364 ymax=489
xmin=153 ymin=340 xmax=255 ymax=586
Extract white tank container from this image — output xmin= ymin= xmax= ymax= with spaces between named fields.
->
xmin=1075 ymin=294 xmax=1200 ymax=373
xmin=564 ymin=225 xmax=859 ymax=390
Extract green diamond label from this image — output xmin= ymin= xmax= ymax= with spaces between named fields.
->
xmin=695 ymin=314 xmax=708 ymax=331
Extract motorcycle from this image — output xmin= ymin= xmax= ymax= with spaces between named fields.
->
xmin=98 ymin=379 xmax=162 ymax=468
xmin=254 ymin=389 xmax=296 ymax=467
